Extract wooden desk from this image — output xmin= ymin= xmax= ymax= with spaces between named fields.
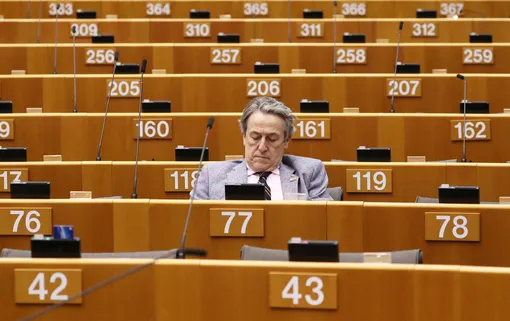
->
xmin=1 ymin=0 xmax=510 ymax=19
xmin=3 ymin=113 xmax=510 ymax=163
xmin=1 ymin=74 xmax=510 ymax=114
xmin=149 ymin=200 xmax=329 ymax=259
xmin=5 ymin=161 xmax=510 ymax=203
xmin=0 ymin=258 xmax=156 ymax=321
xmin=2 ymin=259 xmax=510 ymax=321
xmin=0 ymin=199 xmax=116 ymax=253
xmin=355 ymin=202 xmax=510 ymax=267
xmin=4 ymin=43 xmax=510 ymax=75
xmin=3 ymin=18 xmax=510 ymax=43
xmin=2 ymin=200 xmax=510 ymax=267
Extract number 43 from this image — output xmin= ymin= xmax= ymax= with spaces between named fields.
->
xmin=282 ymin=276 xmax=324 ymax=306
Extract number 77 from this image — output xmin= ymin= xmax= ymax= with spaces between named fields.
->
xmin=221 ymin=211 xmax=252 ymax=234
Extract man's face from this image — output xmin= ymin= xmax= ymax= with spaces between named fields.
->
xmin=243 ymin=111 xmax=289 ymax=172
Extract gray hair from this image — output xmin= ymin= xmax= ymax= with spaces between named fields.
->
xmin=240 ymin=97 xmax=296 ymax=141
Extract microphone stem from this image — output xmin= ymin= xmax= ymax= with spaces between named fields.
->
xmin=73 ymin=34 xmax=77 ymax=112
xmin=287 ymin=0 xmax=291 ymax=43
xmin=96 ymin=65 xmax=117 ymax=161
xmin=36 ymin=0 xmax=42 ymax=43
xmin=462 ymin=79 xmax=467 ymax=162
xmin=333 ymin=2 xmax=337 ymax=74
xmin=390 ymin=28 xmax=402 ymax=113
xmin=132 ymin=72 xmax=145 ymax=198
xmin=53 ymin=13 xmax=58 ymax=74
xmin=177 ymin=126 xmax=211 ymax=257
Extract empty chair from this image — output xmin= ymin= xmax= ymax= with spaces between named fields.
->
xmin=240 ymin=245 xmax=422 ymax=263
xmin=327 ymin=186 xmax=344 ymax=201
xmin=0 ymin=248 xmax=177 ymax=259
xmin=415 ymin=196 xmax=500 ymax=204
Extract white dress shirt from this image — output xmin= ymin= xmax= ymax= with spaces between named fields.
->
xmin=246 ymin=165 xmax=284 ymax=201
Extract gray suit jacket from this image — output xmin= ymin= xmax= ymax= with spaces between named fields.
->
xmin=190 ymin=155 xmax=333 ymax=201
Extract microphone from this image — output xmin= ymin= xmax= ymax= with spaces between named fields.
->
xmin=390 ymin=21 xmax=404 ymax=113
xmin=457 ymin=73 xmax=467 ymax=162
xmin=175 ymin=117 xmax=215 ymax=259
xmin=53 ymin=4 xmax=60 ymax=74
xmin=131 ymin=59 xmax=148 ymax=199
xmin=287 ymin=0 xmax=291 ymax=43
xmin=36 ymin=0 xmax=42 ymax=43
xmin=72 ymin=25 xmax=77 ymax=113
xmin=96 ymin=51 xmax=120 ymax=161
xmin=333 ymin=1 xmax=338 ymax=73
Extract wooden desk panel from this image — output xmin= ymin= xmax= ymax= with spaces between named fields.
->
xmin=0 ymin=161 xmax=81 ymax=199
xmin=0 ymin=259 xmax=155 ymax=321
xmin=4 ymin=18 xmax=510 ymax=43
xmin=5 ymin=161 xmax=510 ymax=203
xmin=361 ymin=202 xmax=510 ymax=266
xmin=2 ymin=0 xmax=510 ymax=19
xmin=2 ymin=113 xmax=510 ymax=163
xmin=148 ymin=200 xmax=328 ymax=259
xmin=113 ymin=162 xmax=445 ymax=202
xmin=194 ymin=261 xmax=416 ymax=321
xmin=2 ymin=260 xmax=510 ymax=321
xmin=5 ymin=44 xmax=510 ymax=74
xmin=4 ymin=74 xmax=510 ymax=114
xmin=0 ymin=200 xmax=115 ymax=253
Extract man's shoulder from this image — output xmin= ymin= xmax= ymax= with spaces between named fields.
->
xmin=202 ymin=160 xmax=243 ymax=173
xmin=283 ymin=154 xmax=323 ymax=168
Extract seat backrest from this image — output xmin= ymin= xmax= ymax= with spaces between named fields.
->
xmin=415 ymin=196 xmax=439 ymax=203
xmin=327 ymin=186 xmax=344 ymax=201
xmin=0 ymin=248 xmax=177 ymax=259
xmin=240 ymin=245 xmax=422 ymax=264
xmin=429 ymin=159 xmax=458 ymax=163
xmin=415 ymin=196 xmax=500 ymax=205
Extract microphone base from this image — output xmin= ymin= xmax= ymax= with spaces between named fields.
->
xmin=72 ymin=110 xmax=78 ymax=113
xmin=96 ymin=156 xmax=102 ymax=161
xmin=175 ymin=248 xmax=207 ymax=259
xmin=131 ymin=193 xmax=138 ymax=199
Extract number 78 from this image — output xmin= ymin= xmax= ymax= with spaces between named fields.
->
xmin=436 ymin=215 xmax=468 ymax=239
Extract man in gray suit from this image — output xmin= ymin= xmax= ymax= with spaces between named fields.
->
xmin=190 ymin=97 xmax=332 ymax=201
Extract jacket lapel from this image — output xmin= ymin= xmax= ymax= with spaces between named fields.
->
xmin=280 ymin=162 xmax=298 ymax=195
xmin=226 ymin=160 xmax=248 ymax=184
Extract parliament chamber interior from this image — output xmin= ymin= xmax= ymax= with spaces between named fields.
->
xmin=2 ymin=0 xmax=510 ymax=320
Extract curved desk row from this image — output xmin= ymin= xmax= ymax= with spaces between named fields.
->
xmin=0 ymin=200 xmax=509 ymax=266
xmin=2 ymin=43 xmax=510 ymax=75
xmin=1 ymin=161 xmax=510 ymax=203
xmin=1 ymin=259 xmax=509 ymax=321
xmin=0 ymin=0 xmax=507 ymax=19
xmin=0 ymin=113 xmax=509 ymax=162
xmin=0 ymin=74 xmax=507 ymax=113
xmin=2 ymin=18 xmax=510 ymax=43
